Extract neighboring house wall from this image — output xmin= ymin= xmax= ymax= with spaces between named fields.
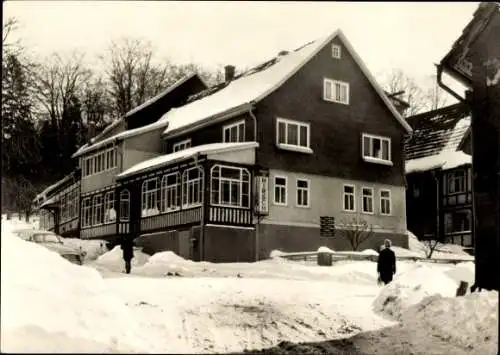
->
xmin=122 ymin=128 xmax=164 ymax=171
xmin=256 ymin=36 xmax=406 ymax=186
xmin=406 ymin=171 xmax=439 ymax=240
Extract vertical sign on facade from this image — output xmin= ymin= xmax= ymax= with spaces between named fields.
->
xmin=255 ymin=175 xmax=269 ymax=215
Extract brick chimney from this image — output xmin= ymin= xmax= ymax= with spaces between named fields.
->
xmin=224 ymin=65 xmax=235 ymax=82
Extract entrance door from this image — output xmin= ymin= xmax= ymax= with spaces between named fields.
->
xmin=178 ymin=230 xmax=191 ymax=259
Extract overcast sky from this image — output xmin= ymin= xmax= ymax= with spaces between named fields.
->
xmin=4 ymin=1 xmax=477 ymax=91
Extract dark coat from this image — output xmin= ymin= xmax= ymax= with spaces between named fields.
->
xmin=377 ymin=247 xmax=396 ymax=277
xmin=121 ymin=238 xmax=134 ymax=261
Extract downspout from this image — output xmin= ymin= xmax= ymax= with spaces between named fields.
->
xmin=193 ymin=152 xmax=205 ymax=261
xmin=436 ymin=64 xmax=467 ymax=103
xmin=432 ymin=169 xmax=441 ymax=245
xmin=248 ymin=105 xmax=260 ymax=261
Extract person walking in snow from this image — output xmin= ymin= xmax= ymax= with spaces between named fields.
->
xmin=377 ymin=239 xmax=396 ymax=285
xmin=121 ymin=236 xmax=134 ymax=274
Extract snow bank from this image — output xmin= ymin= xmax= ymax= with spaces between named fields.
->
xmin=372 ymin=263 xmax=458 ymax=320
xmin=144 ymin=251 xmax=190 ymax=266
xmin=0 ymin=225 xmax=152 ymax=353
xmin=402 ymin=291 xmax=498 ymax=352
xmin=94 ymin=246 xmax=150 ymax=272
xmin=390 ymin=246 xmax=422 ymax=258
xmin=269 ymin=249 xmax=285 ymax=258
xmin=443 ymin=262 xmax=475 ymax=286
xmin=317 ymin=246 xmax=335 ymax=253
xmin=361 ymin=249 xmax=379 ymax=256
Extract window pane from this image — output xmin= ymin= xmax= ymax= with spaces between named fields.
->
xmin=373 ymin=139 xmax=381 ymax=158
xmin=287 ymin=124 xmax=298 ymax=145
xmin=297 ymin=180 xmax=308 ymax=188
xmin=278 ymin=122 xmax=286 ymax=144
xmin=224 ymin=129 xmax=231 ymax=143
xmin=230 ymin=126 xmax=238 ymax=142
xmin=238 ymin=123 xmax=245 ymax=142
xmin=382 ymin=140 xmax=390 ymax=160
xmin=344 ymin=185 xmax=354 ymax=194
xmin=299 ymin=125 xmax=308 ymax=147
xmin=221 ymin=167 xmax=240 ymax=179
xmin=275 ymin=177 xmax=286 ymax=186
xmin=363 ymin=137 xmax=371 ymax=157
xmin=381 ymin=190 xmax=390 ymax=198
xmin=324 ymin=81 xmax=332 ymax=100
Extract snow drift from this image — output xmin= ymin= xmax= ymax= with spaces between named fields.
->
xmin=372 ymin=263 xmax=458 ymax=320
xmin=0 ymin=229 xmax=152 ymax=353
xmin=93 ymin=245 xmax=150 ymax=272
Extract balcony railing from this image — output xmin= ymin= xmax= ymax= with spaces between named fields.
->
xmin=208 ymin=206 xmax=252 ymax=226
xmin=140 ymin=206 xmax=202 ymax=231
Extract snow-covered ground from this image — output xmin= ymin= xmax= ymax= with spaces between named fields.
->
xmin=1 ymin=216 xmax=497 ymax=353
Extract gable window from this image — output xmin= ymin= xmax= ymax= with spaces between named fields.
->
xmin=380 ymin=189 xmax=391 ymax=216
xmin=332 ymin=44 xmax=341 ymax=59
xmin=296 ymin=179 xmax=310 ymax=208
xmin=141 ymin=178 xmax=159 ymax=217
xmin=92 ymin=194 xmax=103 ymax=225
xmin=104 ymin=191 xmax=116 ymax=223
xmin=447 ymin=170 xmax=466 ymax=194
xmin=362 ymin=187 xmax=374 ymax=214
xmin=323 ymin=78 xmax=349 ymax=105
xmin=211 ymin=165 xmax=250 ymax=208
xmin=182 ymin=167 xmax=204 ymax=207
xmin=82 ymin=198 xmax=92 ymax=227
xmin=173 ymin=139 xmax=192 ymax=152
xmin=362 ymin=133 xmax=392 ymax=165
xmin=160 ymin=172 xmax=180 ymax=212
xmin=223 ymin=120 xmax=245 ymax=143
xmin=274 ymin=176 xmax=287 ymax=205
xmin=119 ymin=189 xmax=130 ymax=222
xmin=343 ymin=184 xmax=355 ymax=212
xmin=276 ymin=118 xmax=311 ymax=153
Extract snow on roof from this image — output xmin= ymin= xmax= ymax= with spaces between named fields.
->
xmin=158 ymin=29 xmax=412 ymax=137
xmin=117 ymin=142 xmax=259 ymax=179
xmin=40 ymin=197 xmax=57 ymax=208
xmin=124 ymin=73 xmax=198 ymax=118
xmin=72 ymin=118 xmax=169 ymax=158
xmin=34 ymin=172 xmax=75 ymax=202
xmin=405 ymin=150 xmax=471 ymax=174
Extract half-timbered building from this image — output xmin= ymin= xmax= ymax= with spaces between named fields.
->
xmin=436 ymin=2 xmax=499 ymax=290
xmin=405 ymin=103 xmax=473 ymax=248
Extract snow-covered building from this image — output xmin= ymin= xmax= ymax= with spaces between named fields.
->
xmin=436 ymin=1 xmax=500 ymax=291
xmin=34 ymin=28 xmax=414 ymax=261
xmin=404 ymin=103 xmax=473 ymax=248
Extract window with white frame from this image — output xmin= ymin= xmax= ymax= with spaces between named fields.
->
xmin=274 ymin=176 xmax=287 ymax=205
xmin=182 ymin=167 xmax=204 ymax=207
xmin=332 ymin=44 xmax=341 ymax=59
xmin=276 ymin=118 xmax=310 ymax=151
xmin=60 ymin=194 xmax=67 ymax=222
xmin=223 ymin=120 xmax=245 ymax=143
xmin=362 ymin=134 xmax=391 ymax=164
xmin=362 ymin=187 xmax=374 ymax=214
xmin=82 ymin=147 xmax=117 ymax=177
xmin=296 ymin=179 xmax=310 ymax=207
xmin=104 ymin=191 xmax=116 ymax=223
xmin=380 ymin=189 xmax=391 ymax=215
xmin=82 ymin=197 xmax=92 ymax=227
xmin=141 ymin=178 xmax=159 ymax=217
xmin=323 ymin=78 xmax=349 ymax=105
xmin=173 ymin=139 xmax=192 ymax=152
xmin=211 ymin=165 xmax=250 ymax=208
xmin=447 ymin=170 xmax=466 ymax=194
xmin=160 ymin=172 xmax=180 ymax=212
xmin=119 ymin=189 xmax=130 ymax=222
xmin=343 ymin=184 xmax=355 ymax=212
xmin=93 ymin=194 xmax=103 ymax=225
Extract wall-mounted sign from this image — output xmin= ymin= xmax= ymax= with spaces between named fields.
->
xmin=320 ymin=216 xmax=336 ymax=237
xmin=255 ymin=176 xmax=269 ymax=215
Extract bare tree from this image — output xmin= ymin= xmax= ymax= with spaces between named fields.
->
xmin=341 ymin=217 xmax=375 ymax=251
xmin=423 ymin=76 xmax=450 ymax=111
xmin=2 ymin=17 xmax=21 ymax=51
xmin=33 ymin=51 xmax=91 ymax=128
xmin=381 ymin=69 xmax=428 ymax=117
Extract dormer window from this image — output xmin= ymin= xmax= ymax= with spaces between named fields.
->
xmin=223 ymin=120 xmax=245 ymax=143
xmin=324 ymin=78 xmax=349 ymax=105
xmin=173 ymin=139 xmax=191 ymax=152
xmin=332 ymin=44 xmax=341 ymax=59
xmin=362 ymin=133 xmax=392 ymax=166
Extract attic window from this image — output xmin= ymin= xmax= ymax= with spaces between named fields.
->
xmin=362 ymin=133 xmax=393 ymax=166
xmin=332 ymin=44 xmax=341 ymax=59
xmin=324 ymin=78 xmax=349 ymax=105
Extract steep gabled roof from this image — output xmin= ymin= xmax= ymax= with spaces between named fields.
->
xmin=440 ymin=2 xmax=500 ymax=85
xmin=404 ymin=103 xmax=472 ymax=173
xmin=159 ymin=29 xmax=413 ymax=137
